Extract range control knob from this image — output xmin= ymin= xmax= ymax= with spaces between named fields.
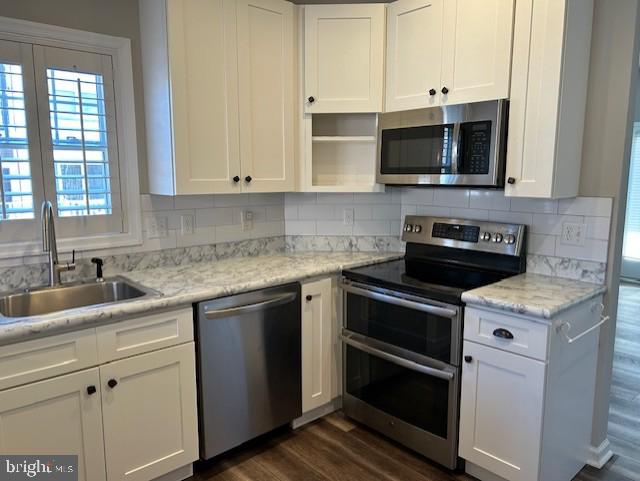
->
xmin=493 ymin=233 xmax=504 ymax=243
xmin=404 ymin=224 xmax=413 ymax=232
xmin=505 ymin=234 xmax=516 ymax=245
xmin=481 ymin=232 xmax=492 ymax=242
xmin=413 ymin=225 xmax=422 ymax=233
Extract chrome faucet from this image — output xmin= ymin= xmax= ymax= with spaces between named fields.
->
xmin=41 ymin=201 xmax=75 ymax=287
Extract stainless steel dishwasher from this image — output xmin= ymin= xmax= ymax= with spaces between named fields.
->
xmin=196 ymin=283 xmax=302 ymax=459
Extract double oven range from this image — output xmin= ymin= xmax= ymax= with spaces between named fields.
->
xmin=340 ymin=216 xmax=526 ymax=469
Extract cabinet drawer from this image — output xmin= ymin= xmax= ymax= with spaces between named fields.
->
xmin=97 ymin=308 xmax=194 ymax=363
xmin=0 ymin=329 xmax=98 ymax=391
xmin=464 ymin=307 xmax=549 ymax=361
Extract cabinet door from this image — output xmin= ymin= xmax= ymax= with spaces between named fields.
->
xmin=0 ymin=368 xmax=106 ymax=481
xmin=237 ymin=0 xmax=295 ymax=192
xmin=440 ymin=0 xmax=514 ymax=105
xmin=385 ymin=0 xmax=444 ymax=112
xmin=459 ymin=341 xmax=545 ymax=481
xmin=167 ymin=0 xmax=241 ymax=194
xmin=505 ymin=0 xmax=593 ymax=198
xmin=304 ymin=4 xmax=385 ymax=113
xmin=101 ymin=343 xmax=198 ymax=481
xmin=301 ymin=278 xmax=333 ymax=413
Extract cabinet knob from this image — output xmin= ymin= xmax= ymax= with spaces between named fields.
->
xmin=107 ymin=379 xmax=118 ymax=389
xmin=306 ymin=294 xmax=313 ymax=302
xmin=464 ymin=355 xmax=473 ymax=363
xmin=245 ymin=176 xmax=252 ymax=183
xmin=507 ymin=177 xmax=516 ymax=185
xmin=233 ymin=176 xmax=240 ymax=183
xmin=308 ymin=96 xmax=315 ymax=103
xmin=87 ymin=385 xmax=97 ymax=395
xmin=429 ymin=88 xmax=437 ymax=96
xmin=441 ymin=87 xmax=449 ymax=95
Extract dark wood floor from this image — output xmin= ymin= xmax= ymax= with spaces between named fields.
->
xmin=191 ymin=284 xmax=640 ymax=481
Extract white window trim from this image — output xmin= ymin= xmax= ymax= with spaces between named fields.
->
xmin=0 ymin=15 xmax=142 ymax=258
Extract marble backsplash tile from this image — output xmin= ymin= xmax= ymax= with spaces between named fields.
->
xmin=0 ymin=236 xmax=286 ymax=292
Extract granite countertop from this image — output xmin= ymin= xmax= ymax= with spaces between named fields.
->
xmin=461 ymin=273 xmax=607 ymax=319
xmin=0 ymin=251 xmax=402 ymax=346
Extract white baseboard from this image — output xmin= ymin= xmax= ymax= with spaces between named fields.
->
xmin=152 ymin=464 xmax=193 ymax=481
xmin=291 ymin=397 xmax=342 ymax=429
xmin=587 ymin=438 xmax=614 ymax=469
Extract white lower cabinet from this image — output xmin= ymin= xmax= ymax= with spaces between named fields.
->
xmin=0 ymin=308 xmax=198 ymax=481
xmin=0 ymin=368 xmax=107 ymax=481
xmin=101 ymin=343 xmax=198 ymax=481
xmin=459 ymin=341 xmax=545 ymax=481
xmin=301 ymin=277 xmax=334 ymax=413
xmin=459 ymin=299 xmax=603 ymax=481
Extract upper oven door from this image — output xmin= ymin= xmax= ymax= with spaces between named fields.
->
xmin=376 ymin=99 xmax=507 ymax=187
xmin=340 ymin=280 xmax=462 ymax=366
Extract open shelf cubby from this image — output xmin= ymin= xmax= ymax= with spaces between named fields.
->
xmin=305 ymin=113 xmax=383 ymax=192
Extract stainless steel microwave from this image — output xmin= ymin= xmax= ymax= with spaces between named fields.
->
xmin=376 ymin=99 xmax=508 ymax=187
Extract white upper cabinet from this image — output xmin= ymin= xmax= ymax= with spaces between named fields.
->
xmin=386 ymin=0 xmax=444 ymax=112
xmin=505 ymin=0 xmax=593 ymax=198
xmin=304 ymin=4 xmax=385 ymax=113
xmin=140 ymin=0 xmax=295 ymax=195
xmin=237 ymin=0 xmax=295 ymax=192
xmin=440 ymin=0 xmax=514 ymax=106
xmin=385 ymin=0 xmax=514 ymax=112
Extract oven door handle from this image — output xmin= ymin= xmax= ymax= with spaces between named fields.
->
xmin=340 ymin=281 xmax=458 ymax=319
xmin=340 ymin=332 xmax=455 ymax=381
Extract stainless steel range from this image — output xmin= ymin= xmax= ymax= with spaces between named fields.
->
xmin=340 ymin=216 xmax=527 ymax=469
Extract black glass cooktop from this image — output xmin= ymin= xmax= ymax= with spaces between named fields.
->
xmin=342 ymin=258 xmax=511 ymax=305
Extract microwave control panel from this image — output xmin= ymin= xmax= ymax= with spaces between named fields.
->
xmin=459 ymin=120 xmax=491 ymax=175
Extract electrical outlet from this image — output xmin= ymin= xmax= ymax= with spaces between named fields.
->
xmin=147 ymin=216 xmax=168 ymax=239
xmin=561 ymin=222 xmax=587 ymax=246
xmin=181 ymin=214 xmax=195 ymax=235
xmin=343 ymin=208 xmax=354 ymax=226
xmin=146 ymin=217 xmax=159 ymax=238
xmin=241 ymin=210 xmax=253 ymax=231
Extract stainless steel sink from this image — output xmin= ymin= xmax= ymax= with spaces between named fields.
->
xmin=0 ymin=277 xmax=157 ymax=318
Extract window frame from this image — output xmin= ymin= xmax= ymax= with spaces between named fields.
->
xmin=0 ymin=16 xmax=142 ymax=259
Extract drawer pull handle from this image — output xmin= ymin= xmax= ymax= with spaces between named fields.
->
xmin=107 ymin=379 xmax=118 ymax=389
xmin=464 ymin=355 xmax=473 ymax=363
xmin=87 ymin=385 xmax=97 ymax=395
xmin=493 ymin=328 xmax=514 ymax=340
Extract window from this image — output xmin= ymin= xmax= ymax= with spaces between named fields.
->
xmin=0 ymin=18 xmax=141 ymax=257
xmin=622 ymin=122 xmax=640 ymax=279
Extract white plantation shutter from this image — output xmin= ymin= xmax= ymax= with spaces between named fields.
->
xmin=34 ymin=45 xmax=123 ymax=237
xmin=0 ymin=41 xmax=125 ymax=245
xmin=0 ymin=39 xmax=44 ymax=243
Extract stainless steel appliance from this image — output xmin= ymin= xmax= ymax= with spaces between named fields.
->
xmin=196 ymin=283 xmax=302 ymax=460
xmin=341 ymin=216 xmax=526 ymax=469
xmin=377 ymin=100 xmax=508 ymax=187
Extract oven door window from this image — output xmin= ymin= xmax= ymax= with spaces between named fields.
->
xmin=345 ymin=345 xmax=450 ymax=439
xmin=380 ymin=124 xmax=454 ymax=175
xmin=346 ymin=292 xmax=454 ymax=363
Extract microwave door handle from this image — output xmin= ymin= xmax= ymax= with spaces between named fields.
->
xmin=340 ymin=332 xmax=455 ymax=381
xmin=451 ymin=122 xmax=461 ymax=174
xmin=340 ymin=281 xmax=458 ymax=319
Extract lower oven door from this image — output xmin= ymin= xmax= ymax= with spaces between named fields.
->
xmin=342 ymin=330 xmax=460 ymax=469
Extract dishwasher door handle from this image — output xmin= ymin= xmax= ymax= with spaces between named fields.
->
xmin=203 ymin=292 xmax=297 ymax=320
xmin=340 ymin=332 xmax=455 ymax=381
